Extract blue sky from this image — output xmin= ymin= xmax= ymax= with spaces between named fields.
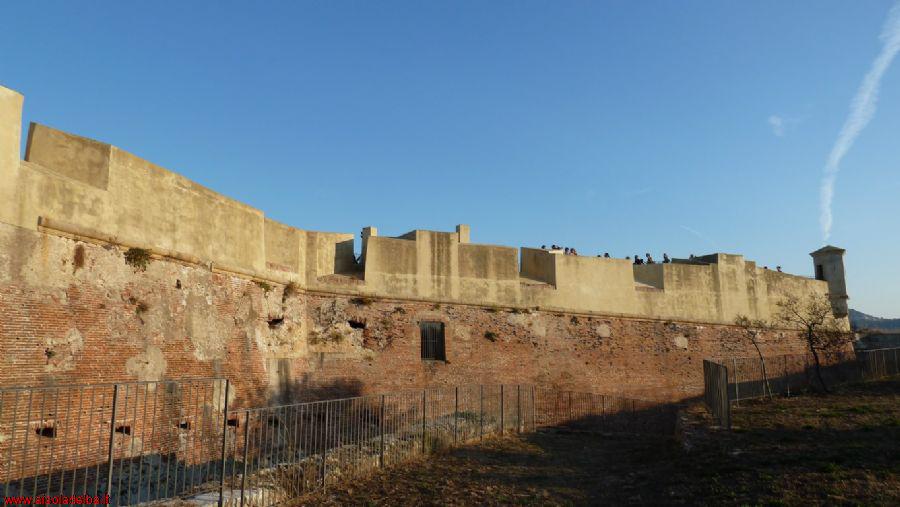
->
xmin=2 ymin=1 xmax=899 ymax=316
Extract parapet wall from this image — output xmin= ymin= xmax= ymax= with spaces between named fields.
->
xmin=0 ymin=85 xmax=839 ymax=328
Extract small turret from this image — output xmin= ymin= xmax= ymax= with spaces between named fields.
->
xmin=810 ymin=245 xmax=848 ymax=317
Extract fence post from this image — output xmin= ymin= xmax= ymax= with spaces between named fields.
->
xmin=499 ymin=385 xmax=504 ymax=436
xmin=721 ymin=364 xmax=731 ymax=430
xmin=601 ymin=395 xmax=606 ymax=431
xmin=732 ymin=358 xmax=739 ymax=405
xmin=421 ymin=389 xmax=427 ymax=454
xmin=516 ymin=385 xmax=521 ymax=433
xmin=378 ymin=394 xmax=384 ymax=468
xmin=218 ymin=379 xmax=230 ymax=507
xmin=105 ymin=384 xmax=120 ymax=499
xmin=240 ymin=411 xmax=250 ymax=507
xmin=453 ymin=386 xmax=459 ymax=445
xmin=479 ymin=385 xmax=483 ymax=441
xmin=531 ymin=386 xmax=536 ymax=431
xmin=552 ymin=391 xmax=557 ymax=423
xmin=784 ymin=355 xmax=790 ymax=397
xmin=322 ymin=404 xmax=330 ymax=490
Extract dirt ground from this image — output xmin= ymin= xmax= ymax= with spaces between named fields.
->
xmin=294 ymin=379 xmax=900 ymax=506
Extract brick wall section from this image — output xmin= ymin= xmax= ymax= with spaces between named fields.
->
xmin=297 ymin=294 xmax=810 ymax=401
xmin=0 ymin=227 xmax=819 ymax=486
xmin=0 ymin=226 xmax=812 ymax=404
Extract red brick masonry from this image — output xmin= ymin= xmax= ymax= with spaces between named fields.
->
xmin=0 ymin=229 xmax=813 ymax=406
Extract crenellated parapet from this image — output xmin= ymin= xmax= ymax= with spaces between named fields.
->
xmin=0 ymin=85 xmax=844 ymax=326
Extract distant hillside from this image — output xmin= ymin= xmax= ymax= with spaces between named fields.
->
xmin=849 ymin=309 xmax=900 ymax=332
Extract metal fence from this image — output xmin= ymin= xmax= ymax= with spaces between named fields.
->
xmin=0 ymin=381 xmax=674 ymax=506
xmin=0 ymin=378 xmax=227 ymax=504
xmin=858 ymin=347 xmax=900 ymax=379
xmin=703 ymin=347 xmax=900 ymax=429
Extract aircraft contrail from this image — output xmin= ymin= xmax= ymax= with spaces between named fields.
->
xmin=820 ymin=3 xmax=900 ymax=241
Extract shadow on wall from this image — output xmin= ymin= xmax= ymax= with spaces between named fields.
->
xmin=335 ymin=239 xmax=359 ymax=275
xmin=273 ymin=357 xmax=365 ymax=405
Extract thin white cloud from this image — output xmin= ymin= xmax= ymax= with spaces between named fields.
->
xmin=622 ymin=187 xmax=652 ymax=198
xmin=679 ymin=225 xmax=718 ymax=250
xmin=768 ymin=114 xmax=802 ymax=137
xmin=768 ymin=115 xmax=786 ymax=137
xmin=820 ymin=3 xmax=900 ymax=241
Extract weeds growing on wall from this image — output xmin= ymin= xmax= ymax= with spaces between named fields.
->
xmin=128 ymin=296 xmax=149 ymax=315
xmin=283 ymin=282 xmax=299 ymax=299
xmin=308 ymin=329 xmax=347 ymax=346
xmin=255 ymin=280 xmax=273 ymax=293
xmin=484 ymin=331 xmax=498 ymax=342
xmin=124 ymin=248 xmax=151 ymax=271
xmin=351 ymin=297 xmax=374 ymax=306
xmin=73 ymin=244 xmax=85 ymax=271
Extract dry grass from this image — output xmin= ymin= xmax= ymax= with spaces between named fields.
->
xmin=293 ymin=378 xmax=899 ymax=506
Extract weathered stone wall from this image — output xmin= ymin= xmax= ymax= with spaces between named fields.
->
xmin=0 ymin=85 xmax=843 ymax=330
xmin=0 ymin=84 xmax=842 ymax=405
xmin=0 ymin=223 xmax=811 ymax=405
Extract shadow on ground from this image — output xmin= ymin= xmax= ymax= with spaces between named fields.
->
xmin=294 ymin=379 xmax=899 ymax=506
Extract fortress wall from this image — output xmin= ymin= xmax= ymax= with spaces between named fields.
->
xmin=458 ymin=243 xmax=518 ymax=280
xmin=633 ymin=262 xmax=719 ymax=322
xmin=0 ymin=221 xmax=275 ymax=405
xmin=25 ymin=122 xmax=111 ymax=189
xmin=763 ymin=268 xmax=828 ymax=318
xmin=264 ymin=217 xmax=304 ymax=274
xmin=355 ymin=227 xmax=828 ymax=325
xmin=633 ymin=263 xmax=664 ymax=289
xmin=305 ymin=230 xmax=356 ymax=280
xmin=543 ymin=254 xmax=638 ymax=314
xmin=7 ymin=161 xmax=109 ymax=235
xmin=109 ymin=147 xmax=267 ymax=272
xmin=0 ymin=222 xmax=815 ymax=404
xmin=711 ymin=254 xmax=753 ymax=319
xmin=634 ymin=262 xmax=734 ymax=323
xmin=742 ymin=261 xmax=765 ymax=320
xmin=520 ymin=247 xmax=556 ymax=285
xmin=415 ymin=230 xmax=459 ymax=299
xmin=2 ymin=122 xmax=270 ymax=275
xmin=0 ymin=87 xmax=838 ymax=336
xmin=0 ymin=87 xmax=24 ymax=226
xmin=363 ymin=236 xmax=419 ymax=294
xmin=458 ymin=243 xmax=521 ymax=305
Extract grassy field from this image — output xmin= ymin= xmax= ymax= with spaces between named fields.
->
xmin=295 ymin=378 xmax=899 ymax=506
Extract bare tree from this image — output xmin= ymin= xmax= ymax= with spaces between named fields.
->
xmin=774 ymin=293 xmax=850 ymax=393
xmin=734 ymin=315 xmax=773 ymax=399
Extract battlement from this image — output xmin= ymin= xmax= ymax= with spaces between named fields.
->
xmin=0 ymin=85 xmax=840 ymax=325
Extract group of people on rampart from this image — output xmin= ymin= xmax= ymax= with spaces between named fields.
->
xmin=540 ymin=245 xmax=672 ymax=265
xmin=542 ymin=245 xmax=582 ymax=256
xmin=630 ymin=252 xmax=671 ymax=265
